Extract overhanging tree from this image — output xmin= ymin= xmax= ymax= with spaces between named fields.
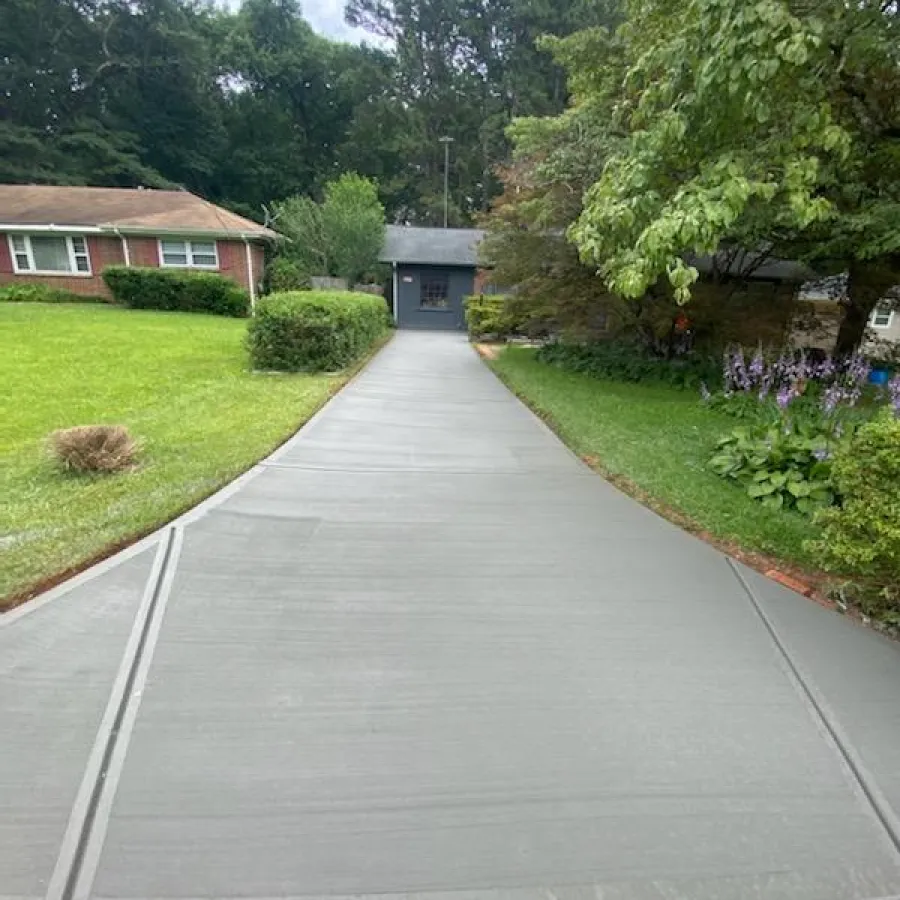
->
xmin=568 ymin=0 xmax=900 ymax=352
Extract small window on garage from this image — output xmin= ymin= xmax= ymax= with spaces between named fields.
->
xmin=420 ymin=275 xmax=449 ymax=309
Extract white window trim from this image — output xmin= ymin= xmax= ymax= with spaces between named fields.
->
xmin=870 ymin=306 xmax=895 ymax=330
xmin=7 ymin=233 xmax=92 ymax=276
xmin=158 ymin=238 xmax=220 ymax=270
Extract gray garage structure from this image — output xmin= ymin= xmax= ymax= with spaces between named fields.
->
xmin=381 ymin=225 xmax=485 ymax=330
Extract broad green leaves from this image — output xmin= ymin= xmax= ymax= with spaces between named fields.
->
xmin=708 ymin=421 xmax=838 ymax=514
xmin=570 ymin=0 xmax=849 ymax=302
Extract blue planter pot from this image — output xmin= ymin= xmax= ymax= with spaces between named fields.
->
xmin=869 ymin=368 xmax=890 ymax=386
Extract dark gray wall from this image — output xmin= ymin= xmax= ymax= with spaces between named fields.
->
xmin=395 ymin=265 xmax=474 ymax=330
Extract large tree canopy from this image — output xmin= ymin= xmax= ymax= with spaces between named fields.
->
xmin=565 ymin=0 xmax=900 ymax=349
xmin=345 ymin=0 xmax=620 ymax=221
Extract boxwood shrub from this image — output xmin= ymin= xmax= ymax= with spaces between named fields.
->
xmin=103 ymin=266 xmax=250 ymax=317
xmin=264 ymin=257 xmax=311 ymax=293
xmin=0 ymin=283 xmax=109 ymax=304
xmin=248 ymin=290 xmax=391 ymax=372
xmin=464 ymin=294 xmax=517 ymax=339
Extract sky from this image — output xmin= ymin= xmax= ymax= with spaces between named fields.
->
xmin=303 ymin=0 xmax=371 ymax=42
xmin=220 ymin=0 xmax=373 ymax=43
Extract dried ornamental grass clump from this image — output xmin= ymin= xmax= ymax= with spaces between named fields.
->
xmin=48 ymin=425 xmax=138 ymax=474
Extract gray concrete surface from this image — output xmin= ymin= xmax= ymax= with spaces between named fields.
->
xmin=4 ymin=331 xmax=900 ymax=900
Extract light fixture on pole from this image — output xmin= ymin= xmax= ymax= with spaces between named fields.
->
xmin=438 ymin=136 xmax=454 ymax=228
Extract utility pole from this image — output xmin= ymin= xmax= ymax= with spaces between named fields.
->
xmin=439 ymin=136 xmax=454 ymax=228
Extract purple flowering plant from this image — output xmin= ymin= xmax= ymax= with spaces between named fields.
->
xmin=706 ymin=345 xmax=891 ymax=515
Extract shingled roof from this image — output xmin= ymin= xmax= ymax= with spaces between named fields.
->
xmin=380 ymin=225 xmax=485 ymax=266
xmin=0 ymin=185 xmax=278 ymax=239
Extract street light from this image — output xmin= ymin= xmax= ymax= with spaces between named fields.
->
xmin=439 ymin=136 xmax=454 ymax=228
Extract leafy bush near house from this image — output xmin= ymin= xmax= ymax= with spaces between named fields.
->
xmin=537 ymin=340 xmax=721 ymax=390
xmin=274 ymin=174 xmax=385 ymax=285
xmin=806 ymin=414 xmax=900 ymax=621
xmin=265 ymin=256 xmax=310 ymax=293
xmin=708 ymin=421 xmax=837 ymax=514
xmin=0 ymin=283 xmax=108 ymax=304
xmin=247 ymin=290 xmax=391 ymax=372
xmin=465 ymin=293 xmax=554 ymax=340
xmin=465 ymin=294 xmax=513 ymax=338
xmin=103 ymin=266 xmax=249 ymax=317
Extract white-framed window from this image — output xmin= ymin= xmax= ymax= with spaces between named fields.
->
xmin=158 ymin=238 xmax=219 ymax=269
xmin=8 ymin=234 xmax=91 ymax=275
xmin=870 ymin=305 xmax=895 ymax=329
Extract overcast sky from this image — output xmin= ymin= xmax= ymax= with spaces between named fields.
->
xmin=303 ymin=0 xmax=371 ymax=42
xmin=221 ymin=0 xmax=372 ymax=43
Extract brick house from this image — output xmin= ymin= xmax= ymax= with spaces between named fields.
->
xmin=0 ymin=185 xmax=278 ymax=304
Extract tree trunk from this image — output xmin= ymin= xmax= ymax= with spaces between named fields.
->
xmin=834 ymin=259 xmax=897 ymax=357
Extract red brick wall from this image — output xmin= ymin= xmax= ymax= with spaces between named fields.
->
xmin=0 ymin=233 xmax=266 ymax=298
xmin=217 ymin=239 xmax=265 ymax=294
xmin=128 ymin=236 xmax=159 ymax=267
xmin=89 ymin=235 xmax=126 ymax=270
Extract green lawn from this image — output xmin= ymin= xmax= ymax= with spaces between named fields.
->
xmin=0 ymin=303 xmax=362 ymax=607
xmin=490 ymin=347 xmax=821 ymax=568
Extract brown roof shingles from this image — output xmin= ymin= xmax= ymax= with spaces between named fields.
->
xmin=0 ymin=185 xmax=278 ymax=239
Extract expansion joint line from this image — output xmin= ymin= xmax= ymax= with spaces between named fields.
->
xmin=727 ymin=558 xmax=900 ymax=860
xmin=46 ymin=526 xmax=184 ymax=900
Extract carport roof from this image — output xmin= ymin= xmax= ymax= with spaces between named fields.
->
xmin=380 ymin=225 xmax=484 ymax=266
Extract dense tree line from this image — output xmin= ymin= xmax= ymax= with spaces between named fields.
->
xmin=0 ymin=0 xmax=615 ymax=222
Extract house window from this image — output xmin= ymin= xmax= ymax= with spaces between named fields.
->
xmin=8 ymin=234 xmax=91 ymax=275
xmin=420 ymin=275 xmax=449 ymax=309
xmin=870 ymin=305 xmax=894 ymax=329
xmin=159 ymin=239 xmax=219 ymax=269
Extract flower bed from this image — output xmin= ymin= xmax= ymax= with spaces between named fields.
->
xmin=705 ymin=347 xmax=898 ymax=515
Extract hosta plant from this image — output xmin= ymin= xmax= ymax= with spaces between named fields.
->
xmin=708 ymin=420 xmax=838 ymax=515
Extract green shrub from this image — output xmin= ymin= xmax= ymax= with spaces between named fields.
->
xmin=103 ymin=266 xmax=249 ymax=317
xmin=465 ymin=294 xmax=515 ymax=338
xmin=265 ymin=257 xmax=310 ymax=293
xmin=708 ymin=420 xmax=838 ymax=514
xmin=247 ymin=290 xmax=391 ymax=372
xmin=0 ymin=283 xmax=108 ymax=304
xmin=537 ymin=340 xmax=721 ymax=390
xmin=807 ymin=414 xmax=900 ymax=619
xmin=464 ymin=293 xmax=548 ymax=340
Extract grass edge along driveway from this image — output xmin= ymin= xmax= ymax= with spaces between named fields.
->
xmin=0 ymin=303 xmax=387 ymax=609
xmin=488 ymin=346 xmax=822 ymax=574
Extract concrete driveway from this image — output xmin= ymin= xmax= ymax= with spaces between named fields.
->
xmin=3 ymin=331 xmax=900 ymax=900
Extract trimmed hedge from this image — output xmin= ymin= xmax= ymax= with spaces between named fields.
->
xmin=103 ymin=266 xmax=250 ymax=317
xmin=247 ymin=290 xmax=391 ymax=372
xmin=0 ymin=283 xmax=109 ymax=304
